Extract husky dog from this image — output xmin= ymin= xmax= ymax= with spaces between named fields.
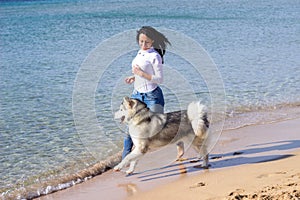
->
xmin=114 ymin=96 xmax=210 ymax=175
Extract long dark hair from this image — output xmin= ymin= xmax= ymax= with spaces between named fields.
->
xmin=136 ymin=26 xmax=171 ymax=64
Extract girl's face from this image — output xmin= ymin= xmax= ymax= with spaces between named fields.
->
xmin=138 ymin=33 xmax=154 ymax=50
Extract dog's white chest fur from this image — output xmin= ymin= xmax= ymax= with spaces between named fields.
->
xmin=129 ymin=112 xmax=167 ymax=139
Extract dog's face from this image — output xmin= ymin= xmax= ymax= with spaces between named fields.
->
xmin=114 ymin=96 xmax=146 ymax=123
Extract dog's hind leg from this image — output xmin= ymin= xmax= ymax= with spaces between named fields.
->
xmin=176 ymin=141 xmax=187 ymax=161
xmin=192 ymin=144 xmax=209 ymax=169
xmin=202 ymin=153 xmax=209 ymax=168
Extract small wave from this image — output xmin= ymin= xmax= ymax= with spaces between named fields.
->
xmin=222 ymin=102 xmax=300 ymax=131
xmin=1 ymin=151 xmax=121 ymax=200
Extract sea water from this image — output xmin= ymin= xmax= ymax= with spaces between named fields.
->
xmin=1 ymin=0 xmax=300 ymax=199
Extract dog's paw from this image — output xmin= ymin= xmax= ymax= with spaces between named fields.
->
xmin=126 ymin=170 xmax=134 ymax=175
xmin=176 ymin=157 xmax=188 ymax=162
xmin=193 ymin=164 xmax=211 ymax=169
xmin=113 ymin=165 xmax=121 ymax=172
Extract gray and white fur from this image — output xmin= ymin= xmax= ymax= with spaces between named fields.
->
xmin=114 ymin=96 xmax=210 ymax=175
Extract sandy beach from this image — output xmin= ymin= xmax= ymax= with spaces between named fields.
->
xmin=39 ymin=117 xmax=300 ymax=200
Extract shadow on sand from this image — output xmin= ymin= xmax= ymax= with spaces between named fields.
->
xmin=134 ymin=139 xmax=300 ymax=182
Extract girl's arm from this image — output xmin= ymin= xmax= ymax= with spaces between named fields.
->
xmin=149 ymin=54 xmax=163 ymax=84
xmin=132 ymin=54 xmax=163 ymax=83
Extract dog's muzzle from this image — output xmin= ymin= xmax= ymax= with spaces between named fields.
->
xmin=114 ymin=110 xmax=125 ymax=123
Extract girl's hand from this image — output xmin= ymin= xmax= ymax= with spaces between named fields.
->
xmin=132 ymin=64 xmax=143 ymax=77
xmin=132 ymin=64 xmax=152 ymax=81
xmin=125 ymin=76 xmax=135 ymax=84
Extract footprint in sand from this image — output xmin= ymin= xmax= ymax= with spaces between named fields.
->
xmin=257 ymin=171 xmax=287 ymax=178
xmin=189 ymin=182 xmax=206 ymax=189
xmin=290 ymin=173 xmax=300 ymax=179
xmin=228 ymin=189 xmax=249 ymax=199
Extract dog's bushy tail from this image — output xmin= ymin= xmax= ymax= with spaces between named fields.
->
xmin=187 ymin=101 xmax=209 ymax=137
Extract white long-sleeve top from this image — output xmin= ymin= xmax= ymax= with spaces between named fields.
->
xmin=132 ymin=47 xmax=163 ymax=93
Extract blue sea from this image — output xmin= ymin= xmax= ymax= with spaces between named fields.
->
xmin=1 ymin=0 xmax=300 ymax=199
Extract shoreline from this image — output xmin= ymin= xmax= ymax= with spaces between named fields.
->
xmin=3 ymin=105 xmax=299 ymax=200
xmin=38 ymin=116 xmax=300 ymax=200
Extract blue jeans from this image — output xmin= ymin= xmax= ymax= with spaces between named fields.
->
xmin=122 ymin=86 xmax=164 ymax=160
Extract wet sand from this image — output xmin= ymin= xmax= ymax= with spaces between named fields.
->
xmin=38 ymin=117 xmax=300 ymax=200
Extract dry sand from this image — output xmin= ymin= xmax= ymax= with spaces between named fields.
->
xmin=130 ymin=147 xmax=300 ymax=200
xmin=39 ymin=117 xmax=300 ymax=200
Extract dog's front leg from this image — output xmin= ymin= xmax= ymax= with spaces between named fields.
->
xmin=127 ymin=160 xmax=138 ymax=175
xmin=124 ymin=147 xmax=144 ymax=175
xmin=114 ymin=148 xmax=144 ymax=174
xmin=113 ymin=159 xmax=127 ymax=172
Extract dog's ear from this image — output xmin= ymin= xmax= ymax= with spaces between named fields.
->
xmin=124 ymin=96 xmax=130 ymax=102
xmin=123 ymin=96 xmax=135 ymax=109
